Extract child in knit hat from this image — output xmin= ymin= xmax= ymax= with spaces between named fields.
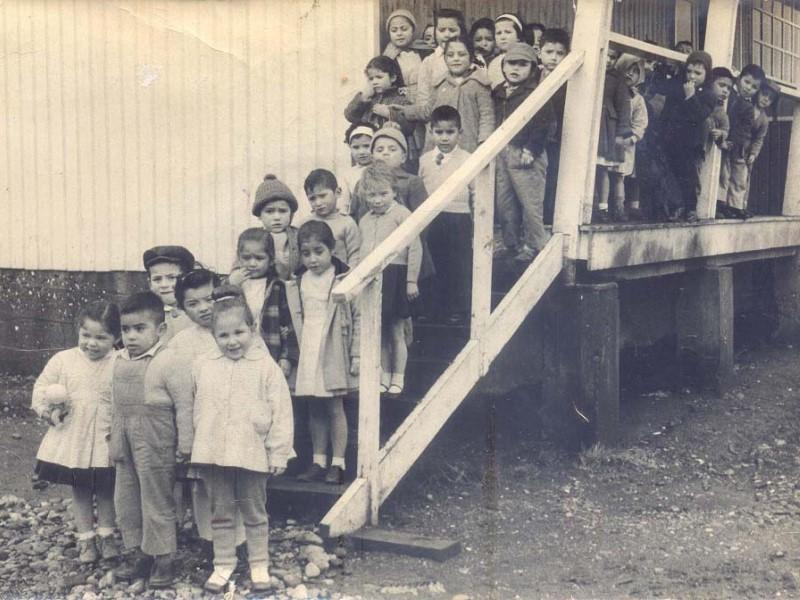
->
xmin=251 ymin=174 xmax=300 ymax=280
xmin=383 ymin=9 xmax=421 ymax=103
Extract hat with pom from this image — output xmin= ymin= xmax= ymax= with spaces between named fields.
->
xmin=370 ymin=122 xmax=409 ymax=155
xmin=252 ymin=174 xmax=298 ymax=216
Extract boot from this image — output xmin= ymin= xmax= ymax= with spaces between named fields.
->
xmin=77 ymin=537 xmax=98 ymax=564
xmin=97 ymin=534 xmax=121 ymax=560
xmin=115 ymin=549 xmax=153 ymax=581
xmin=148 ymin=554 xmax=175 ymax=589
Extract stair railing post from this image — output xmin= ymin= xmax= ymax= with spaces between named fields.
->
xmin=471 ymin=160 xmax=495 ymax=371
xmin=552 ymin=0 xmax=615 ymax=268
xmin=696 ymin=0 xmax=740 ymax=220
xmin=357 ymin=276 xmax=382 ymax=525
xmin=783 ymin=101 xmax=800 ymax=216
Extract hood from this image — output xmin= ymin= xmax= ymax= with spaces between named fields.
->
xmin=614 ymin=53 xmax=646 ymax=87
xmin=685 ymin=50 xmax=713 ymax=81
xmin=293 ymin=255 xmax=350 ymax=278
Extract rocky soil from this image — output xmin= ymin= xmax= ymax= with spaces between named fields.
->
xmin=2 ymin=342 xmax=800 ymax=599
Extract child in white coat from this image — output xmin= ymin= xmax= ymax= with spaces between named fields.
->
xmin=191 ymin=297 xmax=294 ymax=593
xmin=32 ymin=300 xmax=121 ymax=563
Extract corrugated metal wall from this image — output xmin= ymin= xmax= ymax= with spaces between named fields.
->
xmin=379 ymin=0 xmax=677 ymax=46
xmin=0 ymin=0 xmax=378 ymax=272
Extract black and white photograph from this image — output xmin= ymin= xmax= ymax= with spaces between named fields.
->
xmin=2 ymin=0 xmax=800 ymax=598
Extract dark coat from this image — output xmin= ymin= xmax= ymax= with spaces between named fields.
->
xmin=492 ymin=73 xmax=556 ymax=156
xmin=344 ymin=86 xmax=414 ymax=136
xmin=726 ymin=90 xmax=756 ymax=157
xmin=597 ymin=70 xmax=632 ymax=162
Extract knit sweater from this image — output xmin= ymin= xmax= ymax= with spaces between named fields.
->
xmin=295 ymin=211 xmax=362 ymax=266
xmin=32 ymin=347 xmax=115 ymax=469
xmin=359 ymin=202 xmax=422 ymax=283
xmin=418 ymin=146 xmax=473 ymax=214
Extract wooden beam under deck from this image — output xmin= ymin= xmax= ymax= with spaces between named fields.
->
xmin=578 ymin=217 xmax=800 ymax=271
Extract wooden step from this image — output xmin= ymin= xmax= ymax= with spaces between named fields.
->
xmin=348 ymin=527 xmax=461 ymax=561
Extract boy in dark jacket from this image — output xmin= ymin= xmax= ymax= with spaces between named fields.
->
xmin=719 ymin=63 xmax=764 ymax=209
xmin=664 ymin=67 xmax=734 ymax=221
xmin=492 ymin=42 xmax=556 ymax=262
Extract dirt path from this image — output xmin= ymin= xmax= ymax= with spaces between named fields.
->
xmin=1 ymin=343 xmax=799 ymax=599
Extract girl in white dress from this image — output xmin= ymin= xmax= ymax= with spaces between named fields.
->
xmin=286 ymin=221 xmax=360 ymax=484
xmin=32 ymin=301 xmax=121 ymax=563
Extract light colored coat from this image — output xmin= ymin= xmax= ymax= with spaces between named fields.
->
xmin=32 ymin=347 xmax=114 ymax=469
xmin=285 ymin=259 xmax=360 ymax=395
xmin=191 ymin=344 xmax=294 ymax=471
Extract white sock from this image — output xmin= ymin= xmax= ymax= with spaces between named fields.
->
xmin=598 ymin=203 xmax=609 ymax=211
xmin=76 ymin=531 xmax=95 ymax=541
xmin=312 ymin=454 xmax=327 ymax=468
xmin=389 ymin=372 xmax=405 ymax=388
xmin=213 ymin=566 xmax=234 ymax=580
xmin=331 ymin=456 xmax=345 ymax=469
xmin=97 ymin=527 xmax=114 ymax=538
xmin=629 ymin=201 xmax=640 ymax=209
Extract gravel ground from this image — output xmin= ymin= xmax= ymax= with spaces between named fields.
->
xmin=1 ymin=342 xmax=799 ymax=599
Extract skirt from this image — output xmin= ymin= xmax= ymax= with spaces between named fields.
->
xmin=382 ymin=264 xmax=411 ymax=321
xmin=35 ymin=460 xmax=115 ymax=489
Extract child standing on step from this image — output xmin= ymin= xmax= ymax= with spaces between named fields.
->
xmin=252 ymin=174 xmax=300 ymax=281
xmin=470 ymin=18 xmax=496 ymax=69
xmin=383 ymin=9 xmax=422 ymax=103
xmin=191 ymin=297 xmax=293 ymax=594
xmin=32 ymin=301 xmax=122 ymax=564
xmin=340 ymin=124 xmax=376 ymax=215
xmin=345 ymin=56 xmax=413 ymax=137
xmin=228 ymin=228 xmax=297 ymax=377
xmin=742 ymin=80 xmax=780 ymax=205
xmin=287 ymin=221 xmax=360 ymax=484
xmin=358 ymin=163 xmax=422 ymax=397
xmin=488 ymin=13 xmax=525 ymax=89
xmin=300 ymin=169 xmax=362 ymax=266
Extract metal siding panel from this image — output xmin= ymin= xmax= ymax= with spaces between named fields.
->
xmin=0 ymin=3 xmax=10 ymax=268
xmin=6 ymin=2 xmax=26 ymax=269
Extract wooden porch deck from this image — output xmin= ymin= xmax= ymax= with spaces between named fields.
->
xmin=577 ymin=216 xmax=800 ymax=276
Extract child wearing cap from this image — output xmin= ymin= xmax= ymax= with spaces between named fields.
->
xmin=383 ymin=9 xmax=422 ymax=103
xmin=339 ymin=124 xmax=376 ymax=215
xmin=251 ymin=174 xmax=300 ymax=281
xmin=143 ymin=245 xmax=196 ymax=344
xmin=719 ymin=64 xmax=765 ymax=209
xmin=492 ymin=41 xmax=555 ymax=263
xmin=488 ymin=13 xmax=525 ymax=89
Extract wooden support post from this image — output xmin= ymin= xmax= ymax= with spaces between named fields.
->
xmin=470 ymin=161 xmax=495 ymax=360
xmin=696 ymin=0 xmax=740 ymax=220
xmin=772 ymin=252 xmax=800 ymax=341
xmin=552 ymin=0 xmax=614 ymax=259
xmin=783 ymin=102 xmax=800 ymax=216
xmin=676 ymin=267 xmax=734 ymax=394
xmin=542 ymin=282 xmax=620 ymax=449
xmin=357 ymin=277 xmax=382 ymax=526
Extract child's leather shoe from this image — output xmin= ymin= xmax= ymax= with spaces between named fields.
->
xmin=297 ymin=463 xmax=326 ymax=482
xmin=324 ymin=465 xmax=344 ymax=485
xmin=148 ymin=554 xmax=175 ymax=589
xmin=77 ymin=538 xmax=98 ymax=564
xmin=115 ymin=550 xmax=153 ymax=581
xmin=97 ymin=534 xmax=120 ymax=560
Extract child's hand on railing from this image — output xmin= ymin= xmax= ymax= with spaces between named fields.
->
xmin=350 ymin=357 xmax=360 ymax=376
xmin=266 ymin=465 xmax=285 ymax=476
xmin=406 ymin=282 xmax=419 ymax=300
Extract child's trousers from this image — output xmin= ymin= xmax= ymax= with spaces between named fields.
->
xmin=495 ymin=145 xmax=549 ymax=252
xmin=203 ymin=466 xmax=269 ymax=571
xmin=428 ymin=211 xmax=473 ymax=318
xmin=719 ymin=151 xmax=749 ymax=209
xmin=113 ymin=405 xmax=177 ymax=556
xmin=191 ymin=479 xmax=246 ymax=545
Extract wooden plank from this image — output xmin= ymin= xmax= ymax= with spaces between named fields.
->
xmin=697 ymin=0 xmax=740 ymax=220
xmin=332 ymin=51 xmax=585 ymax=303
xmin=319 ymin=477 xmax=369 ymax=539
xmin=377 ymin=341 xmax=481 ymax=504
xmin=470 ymin=160 xmax=495 ymax=349
xmin=349 ymin=527 xmax=461 ymax=562
xmin=270 ymin=476 xmax=348 ymax=497
xmin=357 ymin=277 xmax=382 ymax=526
xmin=552 ymin=0 xmax=614 ymax=260
xmin=608 ymin=32 xmax=690 ymax=63
xmin=583 ymin=217 xmax=800 ymax=270
xmin=783 ymin=102 xmax=800 ymax=215
xmin=483 ymin=235 xmax=564 ymax=362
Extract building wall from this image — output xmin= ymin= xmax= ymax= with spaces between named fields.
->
xmin=0 ymin=0 xmax=378 ymax=273
xmin=378 ymin=0 xmax=677 ymax=47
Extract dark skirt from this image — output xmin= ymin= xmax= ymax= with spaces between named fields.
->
xmin=382 ymin=264 xmax=411 ymax=321
xmin=35 ymin=460 xmax=115 ymax=489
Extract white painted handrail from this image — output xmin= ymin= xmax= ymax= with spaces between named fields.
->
xmin=331 ymin=50 xmax=585 ymax=303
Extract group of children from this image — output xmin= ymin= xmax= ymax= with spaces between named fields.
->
xmin=30 ymin=6 xmax=784 ymax=595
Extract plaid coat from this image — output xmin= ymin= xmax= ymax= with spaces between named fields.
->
xmin=259 ymin=278 xmax=299 ymax=366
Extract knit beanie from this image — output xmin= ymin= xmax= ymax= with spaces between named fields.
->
xmin=686 ymin=50 xmax=713 ymax=78
xmin=251 ymin=174 xmax=298 ymax=216
xmin=370 ymin=122 xmax=409 ymax=155
xmin=386 ymin=9 xmax=417 ymax=32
